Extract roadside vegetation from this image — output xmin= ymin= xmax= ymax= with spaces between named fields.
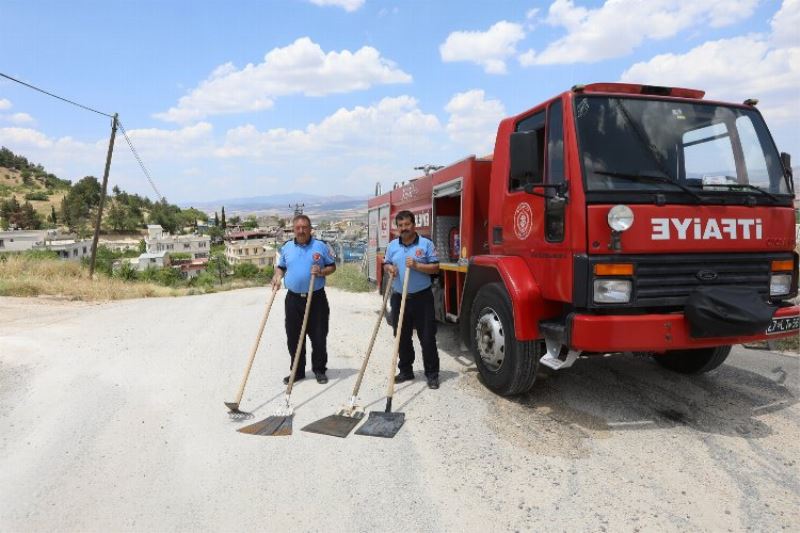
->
xmin=0 ymin=248 xmax=276 ymax=301
xmin=326 ymin=263 xmax=371 ymax=292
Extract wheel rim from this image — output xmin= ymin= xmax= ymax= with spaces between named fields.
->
xmin=475 ymin=306 xmax=505 ymax=372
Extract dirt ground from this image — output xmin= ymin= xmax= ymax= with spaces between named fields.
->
xmin=0 ymin=289 xmax=798 ymax=532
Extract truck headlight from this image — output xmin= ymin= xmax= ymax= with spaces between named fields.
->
xmin=607 ymin=205 xmax=634 ymax=232
xmin=593 ymin=279 xmax=632 ymax=303
xmin=770 ymin=273 xmax=792 ymax=296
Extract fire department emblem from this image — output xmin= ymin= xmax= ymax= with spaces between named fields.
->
xmin=514 ymin=202 xmax=533 ymax=240
xmin=415 ymin=248 xmax=423 ymax=257
xmin=313 ymin=252 xmax=321 ymax=262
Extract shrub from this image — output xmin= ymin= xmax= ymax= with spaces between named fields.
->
xmin=24 ymin=191 xmax=49 ymax=201
xmin=233 ymin=262 xmax=259 ymax=279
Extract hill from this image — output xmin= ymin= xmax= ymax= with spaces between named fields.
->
xmin=0 ymin=147 xmax=72 ymax=221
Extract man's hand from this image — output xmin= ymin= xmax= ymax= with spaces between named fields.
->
xmin=311 ymin=264 xmax=321 ymax=276
xmin=271 ymin=274 xmax=283 ymax=290
xmin=405 ymin=256 xmax=416 ymax=269
xmin=384 ymin=263 xmax=398 ymax=276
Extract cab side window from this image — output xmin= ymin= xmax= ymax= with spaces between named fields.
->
xmin=510 ymin=111 xmax=546 ymax=191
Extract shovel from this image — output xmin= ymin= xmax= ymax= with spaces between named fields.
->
xmin=301 ymin=272 xmax=395 ymax=438
xmin=238 ymin=273 xmax=316 ymax=436
xmin=225 ymin=285 xmax=279 ymax=416
xmin=355 ymin=266 xmax=410 ymax=438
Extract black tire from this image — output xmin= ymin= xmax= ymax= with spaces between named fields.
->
xmin=470 ymin=282 xmax=540 ymax=396
xmin=652 ymin=346 xmax=732 ymax=374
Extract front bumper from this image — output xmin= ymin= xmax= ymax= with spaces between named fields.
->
xmin=568 ymin=304 xmax=799 ymax=352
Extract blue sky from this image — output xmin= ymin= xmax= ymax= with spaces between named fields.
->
xmin=1 ymin=0 xmax=797 ymax=205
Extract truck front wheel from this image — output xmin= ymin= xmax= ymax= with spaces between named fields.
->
xmin=470 ymin=283 xmax=540 ymax=396
xmin=652 ymin=346 xmax=732 ymax=374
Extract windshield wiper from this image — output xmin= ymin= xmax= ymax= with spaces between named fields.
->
xmin=593 ymin=170 xmax=705 ymax=203
xmin=701 ymin=179 xmax=781 ymax=203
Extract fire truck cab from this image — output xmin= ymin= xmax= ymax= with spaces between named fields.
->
xmin=367 ymin=83 xmax=799 ymax=396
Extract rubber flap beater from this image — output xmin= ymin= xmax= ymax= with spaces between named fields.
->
xmin=685 ymin=286 xmax=776 ymax=338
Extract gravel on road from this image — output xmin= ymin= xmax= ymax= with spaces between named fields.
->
xmin=0 ymin=289 xmax=798 ymax=532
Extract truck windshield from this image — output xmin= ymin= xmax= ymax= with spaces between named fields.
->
xmin=574 ymin=96 xmax=790 ymax=197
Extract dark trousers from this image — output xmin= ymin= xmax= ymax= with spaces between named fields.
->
xmin=285 ymin=288 xmax=329 ymax=375
xmin=391 ymin=287 xmax=439 ymax=377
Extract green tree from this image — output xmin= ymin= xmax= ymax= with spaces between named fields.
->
xmin=233 ymin=262 xmax=259 ymax=279
xmin=138 ymin=239 xmax=146 ymax=253
xmin=214 ymin=211 xmax=219 ymax=227
xmin=60 ymin=176 xmax=101 ymax=232
xmin=242 ymin=215 xmax=258 ymax=230
xmin=229 ymin=215 xmax=242 ymax=226
xmin=209 ymin=252 xmax=229 ymax=285
xmin=148 ymin=199 xmax=180 ymax=234
xmin=50 ymin=205 xmax=57 ymax=225
xmin=221 ymin=206 xmax=226 ymax=229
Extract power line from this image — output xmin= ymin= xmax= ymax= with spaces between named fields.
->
xmin=118 ymin=120 xmax=164 ymax=202
xmin=1 ymin=71 xmax=165 ymax=202
xmin=0 ymin=71 xmax=114 ymax=118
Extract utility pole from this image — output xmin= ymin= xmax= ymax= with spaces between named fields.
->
xmin=89 ymin=113 xmax=118 ymax=277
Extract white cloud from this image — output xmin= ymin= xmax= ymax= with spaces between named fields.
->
xmin=445 ymin=90 xmax=505 ymax=154
xmin=309 ymin=0 xmax=364 ymax=12
xmin=120 ymin=122 xmax=215 ymax=158
xmin=217 ymin=95 xmax=441 ymax=159
xmin=522 ymin=0 xmax=759 ymax=65
xmin=155 ymin=37 xmax=411 ymax=123
xmin=621 ymin=1 xmax=800 ymax=124
xmin=8 ymin=112 xmax=34 ymax=125
xmin=0 ymin=98 xmax=11 ymax=110
xmin=771 ymin=0 xmax=800 ymax=47
xmin=440 ymin=21 xmax=526 ymax=74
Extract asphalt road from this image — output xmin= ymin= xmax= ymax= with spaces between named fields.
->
xmin=0 ymin=290 xmax=798 ymax=532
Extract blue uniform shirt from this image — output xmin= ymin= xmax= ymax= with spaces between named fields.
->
xmin=384 ymin=234 xmax=439 ymax=294
xmin=278 ymin=237 xmax=335 ymax=293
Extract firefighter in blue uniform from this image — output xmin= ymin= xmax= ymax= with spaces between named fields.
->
xmin=272 ymin=214 xmax=336 ymax=384
xmin=383 ymin=210 xmax=441 ymax=389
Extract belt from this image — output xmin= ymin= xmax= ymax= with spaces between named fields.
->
xmin=288 ymin=288 xmax=324 ymax=298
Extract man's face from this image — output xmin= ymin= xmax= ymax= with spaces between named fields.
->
xmin=396 ymin=217 xmax=415 ymax=239
xmin=293 ymin=218 xmax=311 ymax=244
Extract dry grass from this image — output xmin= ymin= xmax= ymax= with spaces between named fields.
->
xmin=0 ymin=255 xmax=185 ymax=301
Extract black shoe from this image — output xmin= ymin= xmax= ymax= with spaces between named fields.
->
xmin=315 ymin=372 xmax=328 ymax=384
xmin=426 ymin=375 xmax=439 ymax=389
xmin=395 ymin=372 xmax=414 ymax=383
xmin=283 ymin=373 xmax=305 ymax=385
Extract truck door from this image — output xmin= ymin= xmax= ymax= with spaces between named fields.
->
xmin=503 ymin=99 xmax=571 ymax=301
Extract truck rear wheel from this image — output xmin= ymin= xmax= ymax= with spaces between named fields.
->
xmin=470 ymin=283 xmax=539 ymax=396
xmin=652 ymin=346 xmax=732 ymax=374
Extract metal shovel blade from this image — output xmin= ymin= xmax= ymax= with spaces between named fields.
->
xmin=301 ymin=414 xmax=362 ymax=438
xmin=354 ymin=411 xmax=405 ymax=438
xmin=237 ymin=415 xmax=293 ymax=436
xmin=225 ymin=401 xmax=249 ymax=415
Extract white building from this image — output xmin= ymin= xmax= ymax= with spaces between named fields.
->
xmin=225 ymin=238 xmax=276 ymax=267
xmin=130 ymin=251 xmax=170 ymax=271
xmin=33 ymin=238 xmax=93 ymax=261
xmin=0 ymin=230 xmax=48 ymax=252
xmin=224 ymin=230 xmax=277 ymax=267
xmin=145 ymin=224 xmax=210 ymax=259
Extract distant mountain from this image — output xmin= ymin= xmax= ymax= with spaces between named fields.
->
xmin=182 ymin=193 xmax=369 ymax=214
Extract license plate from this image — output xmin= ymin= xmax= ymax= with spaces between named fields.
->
xmin=766 ymin=316 xmax=800 ymax=335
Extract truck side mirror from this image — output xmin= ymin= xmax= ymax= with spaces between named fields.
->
xmin=509 ymin=131 xmax=541 ymax=187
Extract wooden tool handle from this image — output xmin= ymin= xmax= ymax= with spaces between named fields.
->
xmin=351 ymin=272 xmax=394 ymax=398
xmin=385 ymin=267 xmax=411 ymax=400
xmin=285 ymin=273 xmax=317 ymax=395
xmin=234 ymin=285 xmax=278 ymax=404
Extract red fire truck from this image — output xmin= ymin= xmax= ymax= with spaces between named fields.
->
xmin=366 ymin=83 xmax=799 ymax=396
